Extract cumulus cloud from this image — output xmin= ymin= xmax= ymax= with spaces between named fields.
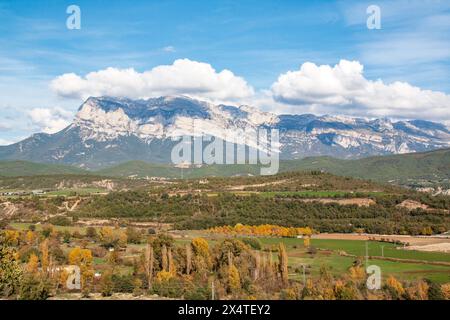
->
xmin=271 ymin=60 xmax=450 ymax=121
xmin=28 ymin=107 xmax=73 ymax=134
xmin=51 ymin=58 xmax=254 ymax=103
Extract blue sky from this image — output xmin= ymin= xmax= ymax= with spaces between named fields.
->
xmin=1 ymin=0 xmax=450 ymax=145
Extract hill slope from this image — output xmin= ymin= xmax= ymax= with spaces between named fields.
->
xmin=0 ymin=160 xmax=88 ymax=177
xmin=1 ymin=149 xmax=448 ymax=189
xmin=97 ymin=148 xmax=450 ymax=183
xmin=281 ymin=148 xmax=450 ymax=184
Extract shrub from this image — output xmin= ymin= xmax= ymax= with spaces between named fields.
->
xmin=18 ymin=275 xmax=51 ymax=300
xmin=48 ymin=216 xmax=72 ymax=226
xmin=112 ymin=274 xmax=134 ymax=293
xmin=426 ymin=279 xmax=444 ymax=300
xmin=86 ymin=227 xmax=98 ymax=239
xmin=100 ymin=271 xmax=114 ymax=297
xmin=241 ymin=238 xmax=263 ymax=250
xmin=184 ymin=285 xmax=210 ymax=300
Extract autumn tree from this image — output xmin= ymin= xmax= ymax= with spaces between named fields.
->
xmin=144 ymin=243 xmax=154 ymax=288
xmin=278 ymin=243 xmax=288 ymax=285
xmin=385 ymin=276 xmax=405 ymax=299
xmin=168 ymin=247 xmax=176 ymax=275
xmin=161 ymin=245 xmax=168 ymax=271
xmin=68 ymin=247 xmax=93 ymax=291
xmin=26 ymin=254 xmax=39 ymax=274
xmin=227 ymin=251 xmax=240 ymax=293
xmin=0 ymin=244 xmax=22 ymax=297
xmin=191 ymin=237 xmax=212 ymax=277
xmin=40 ymin=239 xmax=49 ymax=275
xmin=186 ymin=244 xmax=192 ymax=275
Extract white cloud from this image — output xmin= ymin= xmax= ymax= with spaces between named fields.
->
xmin=49 ymin=58 xmax=450 ymax=122
xmin=51 ymin=58 xmax=254 ymax=103
xmin=270 ymin=60 xmax=450 ymax=121
xmin=162 ymin=46 xmax=176 ymax=53
xmin=28 ymin=107 xmax=73 ymax=134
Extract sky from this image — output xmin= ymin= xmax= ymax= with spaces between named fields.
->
xmin=1 ymin=0 xmax=450 ymax=145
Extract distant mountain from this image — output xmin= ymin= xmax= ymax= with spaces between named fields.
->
xmin=1 ymin=96 xmax=449 ymax=169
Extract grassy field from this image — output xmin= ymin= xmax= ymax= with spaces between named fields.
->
xmin=175 ymin=232 xmax=450 ymax=283
xmin=256 ymin=237 xmax=450 ymax=262
xmin=9 ymin=222 xmax=88 ymax=233
xmin=45 ymin=188 xmax=106 ymax=196
xmin=257 ymin=237 xmax=450 ymax=283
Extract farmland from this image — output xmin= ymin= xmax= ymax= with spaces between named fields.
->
xmin=1 ymin=170 xmax=449 ymax=300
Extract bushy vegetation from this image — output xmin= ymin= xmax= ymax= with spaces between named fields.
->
xmin=1 ymin=227 xmax=448 ymax=300
xmin=73 ymin=190 xmax=449 ymax=235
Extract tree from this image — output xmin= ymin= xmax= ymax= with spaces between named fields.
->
xmin=228 ymin=264 xmax=241 ymax=293
xmin=168 ymin=247 xmax=176 ymax=275
xmin=441 ymin=283 xmax=450 ymax=300
xmin=303 ymin=236 xmax=310 ymax=248
xmin=126 ymin=227 xmax=141 ymax=244
xmin=68 ymin=247 xmax=93 ymax=290
xmin=0 ymin=244 xmax=22 ymax=297
xmin=144 ymin=243 xmax=154 ymax=289
xmin=426 ymin=279 xmax=444 ymax=300
xmin=25 ymin=230 xmax=36 ymax=245
xmin=227 ymin=251 xmax=240 ymax=293
xmin=27 ymin=254 xmax=39 ymax=274
xmin=186 ymin=244 xmax=192 ymax=275
xmin=18 ymin=274 xmax=51 ymax=300
xmin=4 ymin=230 xmax=19 ymax=246
xmin=161 ymin=245 xmax=168 ymax=271
xmin=40 ymin=239 xmax=49 ymax=275
xmin=278 ymin=243 xmax=288 ymax=285
xmin=100 ymin=270 xmax=114 ymax=297
xmin=385 ymin=276 xmax=405 ymax=299
xmin=406 ymin=280 xmax=428 ymax=300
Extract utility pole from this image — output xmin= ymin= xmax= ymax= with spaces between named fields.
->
xmin=365 ymin=241 xmax=369 ymax=266
xmin=381 ymin=245 xmax=384 ymax=258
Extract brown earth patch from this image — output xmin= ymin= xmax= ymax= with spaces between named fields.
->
xmin=397 ymin=200 xmax=428 ymax=211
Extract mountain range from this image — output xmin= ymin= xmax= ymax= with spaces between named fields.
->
xmin=1 ymin=96 xmax=449 ymax=169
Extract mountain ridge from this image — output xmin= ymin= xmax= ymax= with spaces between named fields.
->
xmin=1 ymin=95 xmax=449 ymax=169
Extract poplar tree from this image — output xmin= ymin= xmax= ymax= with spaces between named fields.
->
xmin=278 ymin=243 xmax=288 ymax=285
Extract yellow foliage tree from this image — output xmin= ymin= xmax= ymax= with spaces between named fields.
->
xmin=228 ymin=264 xmax=241 ymax=293
xmin=25 ymin=230 xmax=36 ymax=245
xmin=278 ymin=243 xmax=289 ymax=285
xmin=68 ymin=247 xmax=94 ymax=289
xmin=4 ymin=230 xmax=19 ymax=246
xmin=40 ymin=239 xmax=49 ymax=274
xmin=406 ymin=280 xmax=428 ymax=300
xmin=441 ymin=283 xmax=450 ymax=300
xmin=303 ymin=236 xmax=310 ymax=248
xmin=26 ymin=253 xmax=39 ymax=273
xmin=386 ymin=276 xmax=405 ymax=298
xmin=348 ymin=265 xmax=365 ymax=281
xmin=208 ymin=224 xmax=313 ymax=238
xmin=156 ymin=270 xmax=173 ymax=283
